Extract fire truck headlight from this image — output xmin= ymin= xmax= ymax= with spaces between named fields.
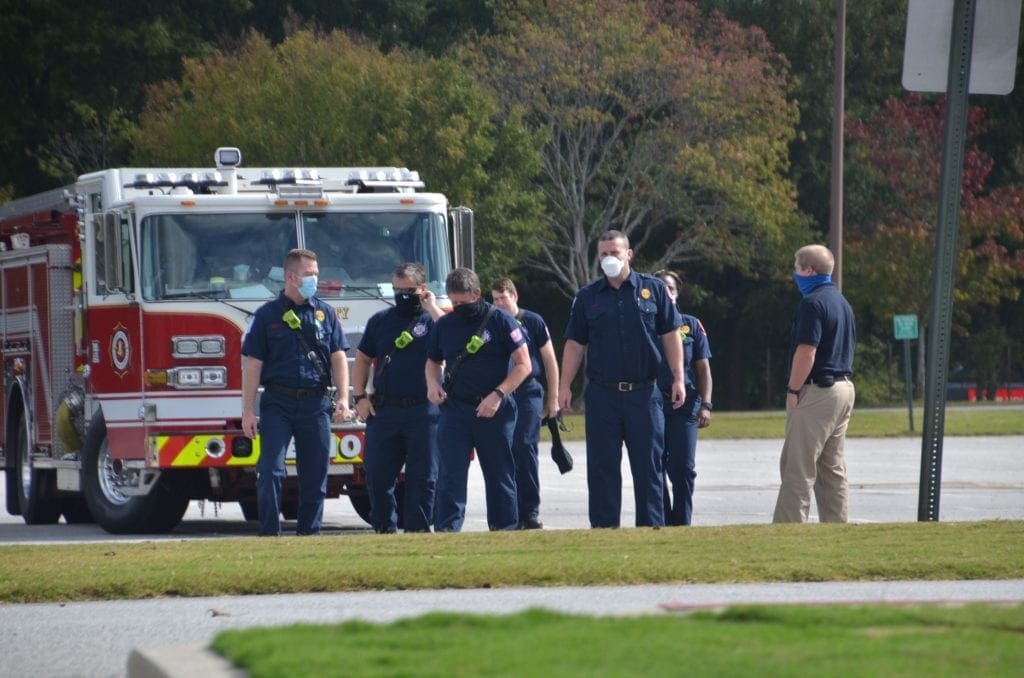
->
xmin=173 ymin=368 xmax=203 ymax=388
xmin=201 ymin=368 xmax=226 ymax=387
xmin=172 ymin=335 xmax=225 ymax=358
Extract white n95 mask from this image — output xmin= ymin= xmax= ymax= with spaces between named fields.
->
xmin=601 ymin=256 xmax=624 ymax=278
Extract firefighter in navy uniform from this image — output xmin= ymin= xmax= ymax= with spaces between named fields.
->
xmin=426 ymin=267 xmax=531 ymax=532
xmin=490 ymin=276 xmax=560 ymax=530
xmin=351 ymin=263 xmax=444 ymax=533
xmin=558 ymin=230 xmax=685 ymax=528
xmin=241 ymin=248 xmax=351 ymax=536
xmin=654 ymin=270 xmax=713 ymax=526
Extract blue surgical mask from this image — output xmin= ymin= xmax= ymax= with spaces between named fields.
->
xmin=793 ymin=272 xmax=831 ymax=297
xmin=298 ymin=275 xmax=318 ymax=300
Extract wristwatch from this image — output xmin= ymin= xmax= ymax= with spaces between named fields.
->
xmin=700 ymin=401 xmax=713 ymax=411
xmin=353 ymin=393 xmax=367 ymax=404
xmin=786 ymin=387 xmax=802 ymax=396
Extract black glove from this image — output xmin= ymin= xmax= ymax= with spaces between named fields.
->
xmin=542 ymin=412 xmax=573 ymax=474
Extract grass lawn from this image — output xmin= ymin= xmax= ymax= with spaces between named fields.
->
xmin=2 ymin=521 xmax=1022 ymax=604
xmin=213 ymin=605 xmax=1024 ymax=677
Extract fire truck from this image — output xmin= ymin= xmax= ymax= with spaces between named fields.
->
xmin=0 ymin=147 xmax=473 ymax=533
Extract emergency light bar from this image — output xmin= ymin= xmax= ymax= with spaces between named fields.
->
xmin=255 ymin=169 xmax=321 ymax=186
xmin=125 ymin=172 xmax=227 ymax=192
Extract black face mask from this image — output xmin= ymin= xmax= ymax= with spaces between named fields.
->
xmin=454 ymin=299 xmax=485 ymax=321
xmin=394 ymin=292 xmax=422 ymax=317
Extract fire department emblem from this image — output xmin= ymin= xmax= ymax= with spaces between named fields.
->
xmin=110 ymin=324 xmax=131 ymax=376
xmin=413 ymin=322 xmax=428 ymax=337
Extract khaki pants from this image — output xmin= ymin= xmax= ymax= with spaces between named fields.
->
xmin=773 ymin=380 xmax=855 ymax=523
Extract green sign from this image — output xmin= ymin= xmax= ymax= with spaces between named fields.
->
xmin=894 ymin=314 xmax=919 ymax=340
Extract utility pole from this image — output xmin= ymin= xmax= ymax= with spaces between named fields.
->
xmin=829 ymin=0 xmax=846 ymax=291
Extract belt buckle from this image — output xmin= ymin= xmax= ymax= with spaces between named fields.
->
xmin=617 ymin=381 xmax=631 ymax=392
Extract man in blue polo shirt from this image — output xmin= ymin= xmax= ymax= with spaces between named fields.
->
xmin=490 ymin=276 xmax=560 ymax=530
xmin=351 ymin=262 xmax=444 ymax=533
xmin=241 ymin=248 xmax=351 ymax=536
xmin=426 ymin=267 xmax=531 ymax=532
xmin=774 ymin=244 xmax=856 ymax=523
xmin=558 ymin=230 xmax=685 ymax=528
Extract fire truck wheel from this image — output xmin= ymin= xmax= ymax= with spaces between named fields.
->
xmin=239 ymin=500 xmax=259 ymax=521
xmin=14 ymin=413 xmax=62 ymax=524
xmin=61 ymin=497 xmax=96 ymax=524
xmin=81 ymin=412 xmax=190 ymax=534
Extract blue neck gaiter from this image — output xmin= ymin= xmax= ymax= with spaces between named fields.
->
xmin=793 ymin=273 xmax=831 ymax=297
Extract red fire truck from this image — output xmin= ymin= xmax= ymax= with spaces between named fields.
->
xmin=0 ymin=147 xmax=472 ymax=533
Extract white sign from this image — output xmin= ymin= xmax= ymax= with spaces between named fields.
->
xmin=903 ymin=0 xmax=1021 ymax=95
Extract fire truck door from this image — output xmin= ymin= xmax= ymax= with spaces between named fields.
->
xmin=86 ymin=211 xmax=145 ymax=457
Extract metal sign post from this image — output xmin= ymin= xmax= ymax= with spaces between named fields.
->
xmin=903 ymin=0 xmax=1020 ymax=522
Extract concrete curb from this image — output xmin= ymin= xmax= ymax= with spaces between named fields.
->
xmin=127 ymin=643 xmax=246 ymax=678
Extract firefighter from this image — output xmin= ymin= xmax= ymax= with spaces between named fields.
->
xmin=351 ymin=262 xmax=444 ymax=533
xmin=241 ymin=248 xmax=351 ymax=536
xmin=558 ymin=230 xmax=685 ymax=528
xmin=489 ymin=276 xmax=560 ymax=530
xmin=654 ymin=269 xmax=713 ymax=526
xmin=425 ymin=267 xmax=531 ymax=532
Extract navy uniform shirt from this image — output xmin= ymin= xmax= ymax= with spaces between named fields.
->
xmin=565 ymin=271 xmax=681 ymax=383
xmin=357 ymin=307 xmax=435 ymax=400
xmin=242 ymin=292 xmax=348 ymax=388
xmin=790 ymin=283 xmax=856 ymax=378
xmin=514 ymin=308 xmax=552 ymax=385
xmin=657 ymin=313 xmax=711 ymax=393
xmin=427 ymin=303 xmax=527 ymax=400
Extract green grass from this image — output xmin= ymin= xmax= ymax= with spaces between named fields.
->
xmin=213 ymin=605 xmax=1024 ymax=677
xmin=1 ymin=521 xmax=1022 ymax=603
xmin=547 ymin=403 xmax=1024 ymax=441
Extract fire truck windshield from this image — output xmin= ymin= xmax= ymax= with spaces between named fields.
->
xmin=139 ymin=210 xmax=451 ymax=301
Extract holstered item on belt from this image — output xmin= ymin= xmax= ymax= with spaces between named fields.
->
xmin=542 ymin=412 xmax=573 ymax=475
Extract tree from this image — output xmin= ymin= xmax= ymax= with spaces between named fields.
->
xmin=464 ymin=0 xmax=809 ymax=296
xmin=844 ymin=94 xmax=1024 ymax=393
xmin=131 ymin=29 xmax=543 ymax=283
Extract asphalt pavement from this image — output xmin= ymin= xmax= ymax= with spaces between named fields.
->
xmin=1 ymin=435 xmax=1022 ymax=676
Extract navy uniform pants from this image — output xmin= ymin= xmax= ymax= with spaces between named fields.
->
xmin=363 ymin=402 xmax=440 ymax=532
xmin=662 ymin=394 xmax=701 ymax=526
xmin=583 ymin=382 xmax=665 ymax=527
xmin=257 ymin=391 xmax=332 ymax=536
xmin=512 ymin=379 xmax=544 ymax=521
xmin=434 ymin=397 xmax=518 ymax=532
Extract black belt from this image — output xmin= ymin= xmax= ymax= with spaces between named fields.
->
xmin=805 ymin=374 xmax=851 ymax=388
xmin=448 ymin=393 xmax=484 ymax=405
xmin=593 ymin=379 xmax=656 ymax=392
xmin=264 ymin=383 xmax=327 ymax=400
xmin=372 ymin=395 xmax=429 ymax=408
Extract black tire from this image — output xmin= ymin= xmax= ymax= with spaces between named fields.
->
xmin=239 ymin=500 xmax=259 ymax=521
xmin=348 ymin=481 xmax=406 ymax=529
xmin=61 ymin=496 xmax=96 ymax=524
xmin=15 ymin=414 xmax=61 ymax=524
xmin=5 ymin=464 xmax=20 ymax=516
xmin=81 ymin=412 xmax=190 ymax=534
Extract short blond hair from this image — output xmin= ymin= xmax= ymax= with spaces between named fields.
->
xmin=794 ymin=245 xmax=834 ymax=275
